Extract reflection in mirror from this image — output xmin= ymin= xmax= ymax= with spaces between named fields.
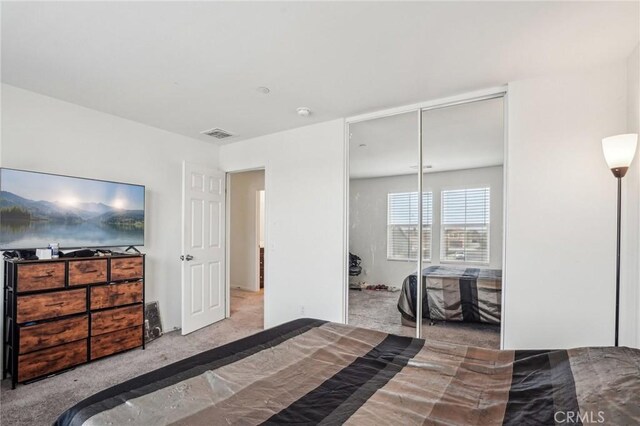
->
xmin=405 ymin=96 xmax=504 ymax=347
xmin=349 ymin=111 xmax=419 ymax=337
xmin=348 ymin=96 xmax=505 ymax=348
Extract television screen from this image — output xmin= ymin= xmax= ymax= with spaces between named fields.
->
xmin=0 ymin=168 xmax=145 ymax=249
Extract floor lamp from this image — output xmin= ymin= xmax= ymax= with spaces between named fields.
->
xmin=602 ymin=133 xmax=638 ymax=347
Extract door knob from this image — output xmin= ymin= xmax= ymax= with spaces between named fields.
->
xmin=180 ymin=255 xmax=194 ymax=261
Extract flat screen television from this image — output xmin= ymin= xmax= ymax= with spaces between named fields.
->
xmin=0 ymin=168 xmax=145 ymax=250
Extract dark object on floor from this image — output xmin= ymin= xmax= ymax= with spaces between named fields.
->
xmin=54 ymin=319 xmax=640 ymax=426
xmin=349 ymin=253 xmax=362 ymax=276
xmin=398 ymin=265 xmax=502 ymax=325
xmin=365 ymin=284 xmax=390 ymax=291
xmin=349 ymin=252 xmax=363 ymax=291
xmin=144 ymin=301 xmax=163 ymax=343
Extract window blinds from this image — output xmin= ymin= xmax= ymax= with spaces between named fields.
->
xmin=387 ymin=192 xmax=432 ymax=261
xmin=441 ymin=187 xmax=490 ymax=263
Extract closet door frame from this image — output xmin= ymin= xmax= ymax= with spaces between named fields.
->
xmin=343 ymin=86 xmax=508 ymax=345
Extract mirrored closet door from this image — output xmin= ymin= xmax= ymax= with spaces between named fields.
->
xmin=348 ymin=94 xmax=505 ymax=348
xmin=348 ymin=111 xmax=419 ymax=337
xmin=417 ymin=96 xmax=504 ymax=348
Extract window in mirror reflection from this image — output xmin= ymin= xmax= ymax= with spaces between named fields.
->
xmin=387 ymin=191 xmax=432 ymax=261
xmin=441 ymin=187 xmax=490 ymax=264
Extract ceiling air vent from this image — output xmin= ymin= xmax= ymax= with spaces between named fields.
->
xmin=201 ymin=128 xmax=235 ymax=140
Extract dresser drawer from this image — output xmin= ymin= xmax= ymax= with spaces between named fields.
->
xmin=91 ymin=326 xmax=142 ymax=360
xmin=18 ymin=339 xmax=87 ymax=382
xmin=110 ymin=257 xmax=143 ymax=281
xmin=16 ymin=263 xmax=65 ymax=292
xmin=17 ymin=289 xmax=87 ymax=323
xmin=19 ymin=315 xmax=88 ymax=354
xmin=91 ymin=305 xmax=143 ymax=336
xmin=90 ymin=281 xmax=143 ymax=310
xmin=68 ymin=259 xmax=107 ymax=286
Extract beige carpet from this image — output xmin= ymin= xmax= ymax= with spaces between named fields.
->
xmin=348 ymin=289 xmax=500 ymax=348
xmin=0 ymin=288 xmax=264 ymax=426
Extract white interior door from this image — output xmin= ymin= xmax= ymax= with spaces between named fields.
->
xmin=181 ymin=162 xmax=226 ymax=335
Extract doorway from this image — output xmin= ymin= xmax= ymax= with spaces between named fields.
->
xmin=227 ymin=170 xmax=266 ymax=329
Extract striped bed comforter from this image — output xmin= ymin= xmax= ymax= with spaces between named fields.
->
xmin=56 ymin=319 xmax=639 ymax=426
xmin=398 ymin=266 xmax=502 ymax=324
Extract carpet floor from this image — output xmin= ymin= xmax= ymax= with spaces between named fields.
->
xmin=0 ymin=288 xmax=264 ymax=426
xmin=348 ymin=289 xmax=500 ymax=349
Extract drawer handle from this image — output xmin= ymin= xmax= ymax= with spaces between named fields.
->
xmin=112 ymin=316 xmax=125 ymax=320
xmin=118 ymin=267 xmax=136 ymax=270
xmin=81 ymin=269 xmax=99 ymax=274
xmin=45 ymin=302 xmax=65 ymax=307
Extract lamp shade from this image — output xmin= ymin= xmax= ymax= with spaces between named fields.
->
xmin=602 ymin=134 xmax=638 ymax=170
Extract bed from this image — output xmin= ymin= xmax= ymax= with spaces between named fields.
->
xmin=397 ymin=266 xmax=502 ymax=325
xmin=56 ymin=318 xmax=639 ymax=425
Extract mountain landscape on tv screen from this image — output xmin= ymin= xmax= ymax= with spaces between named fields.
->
xmin=0 ymin=191 xmax=143 ymax=226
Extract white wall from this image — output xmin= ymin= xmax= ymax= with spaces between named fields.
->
xmin=0 ymin=84 xmax=220 ymax=330
xmin=229 ymin=170 xmax=265 ymax=292
xmin=220 ymin=119 xmax=346 ymax=328
xmin=625 ymin=44 xmax=640 ymax=347
xmin=504 ymin=62 xmax=630 ymax=349
xmin=350 ymin=166 xmax=503 ymax=287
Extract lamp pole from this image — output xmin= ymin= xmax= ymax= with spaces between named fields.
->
xmin=611 ymin=166 xmax=629 ymax=347
xmin=610 ymin=167 xmax=626 ymax=348
xmin=614 ymin=175 xmax=622 ymax=347
xmin=602 ymin=133 xmax=637 ymax=348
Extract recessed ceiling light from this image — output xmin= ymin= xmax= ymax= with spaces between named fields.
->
xmin=297 ymin=107 xmax=311 ymax=117
xmin=257 ymin=87 xmax=270 ymax=94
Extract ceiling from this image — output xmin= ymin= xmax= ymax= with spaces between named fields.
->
xmin=350 ymin=97 xmax=504 ymax=179
xmin=2 ymin=2 xmax=638 ymax=144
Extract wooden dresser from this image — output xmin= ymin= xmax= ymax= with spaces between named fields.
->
xmin=2 ymin=254 xmax=145 ymax=388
